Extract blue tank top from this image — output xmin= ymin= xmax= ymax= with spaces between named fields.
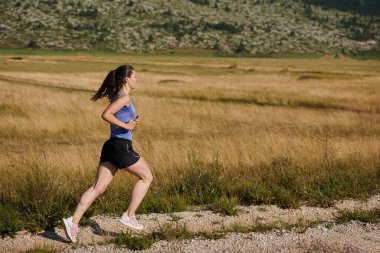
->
xmin=110 ymin=96 xmax=137 ymax=140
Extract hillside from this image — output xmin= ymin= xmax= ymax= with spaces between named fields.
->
xmin=0 ymin=0 xmax=379 ymax=55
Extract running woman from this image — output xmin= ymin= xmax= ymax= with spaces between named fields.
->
xmin=62 ymin=64 xmax=153 ymax=243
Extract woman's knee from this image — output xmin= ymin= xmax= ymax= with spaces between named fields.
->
xmin=124 ymin=157 xmax=153 ymax=183
xmin=92 ymin=184 xmax=107 ymax=195
xmin=144 ymin=170 xmax=153 ymax=183
xmin=141 ymin=161 xmax=153 ymax=183
xmin=136 ymin=165 xmax=153 ymax=183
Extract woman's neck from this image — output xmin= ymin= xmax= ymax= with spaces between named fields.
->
xmin=121 ymin=85 xmax=130 ymax=96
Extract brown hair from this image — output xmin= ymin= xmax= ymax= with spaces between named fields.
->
xmin=91 ymin=64 xmax=134 ymax=102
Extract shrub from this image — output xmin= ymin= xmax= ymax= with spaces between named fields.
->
xmin=115 ymin=232 xmax=154 ymax=250
xmin=211 ymin=195 xmax=238 ymax=216
xmin=189 ymin=0 xmax=209 ymax=5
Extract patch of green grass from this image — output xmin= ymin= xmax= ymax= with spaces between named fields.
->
xmin=138 ymin=193 xmax=188 ymax=214
xmin=0 ymin=158 xmax=90 ymax=237
xmin=114 ymin=231 xmax=154 ymax=250
xmin=170 ymin=150 xmax=227 ymax=205
xmin=308 ymin=161 xmax=379 ymax=208
xmin=215 ymin=52 xmax=324 ymax=59
xmin=230 ymin=222 xmax=251 ymax=233
xmin=195 ymin=230 xmax=226 ymax=239
xmin=250 ymin=220 xmax=280 ymax=233
xmin=257 ymin=207 xmax=268 ymax=212
xmin=0 ymin=204 xmax=22 ymax=238
xmin=12 ymin=164 xmax=79 ymax=232
xmin=237 ymin=156 xmax=305 ymax=209
xmin=238 ymin=155 xmax=380 ymax=210
xmin=291 ymin=218 xmax=323 ymax=233
xmin=249 ymin=218 xmax=323 ymax=234
xmin=151 ymin=222 xmax=193 ymax=241
xmin=169 ymin=213 xmax=183 ymax=222
xmin=351 ymin=49 xmax=380 ymax=61
xmin=335 ymin=208 xmax=380 ymax=224
xmin=211 ymin=195 xmax=239 ymax=216
xmin=24 ymin=246 xmax=57 ymax=253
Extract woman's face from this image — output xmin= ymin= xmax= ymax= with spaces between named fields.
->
xmin=125 ymin=70 xmax=137 ymax=89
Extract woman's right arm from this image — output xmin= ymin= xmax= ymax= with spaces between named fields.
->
xmin=101 ymin=96 xmax=136 ymax=130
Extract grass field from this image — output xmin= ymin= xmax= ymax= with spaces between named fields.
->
xmin=0 ymin=49 xmax=379 ymax=237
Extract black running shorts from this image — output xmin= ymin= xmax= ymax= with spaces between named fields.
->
xmin=99 ymin=137 xmax=140 ymax=169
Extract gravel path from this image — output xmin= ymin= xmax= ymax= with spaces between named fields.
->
xmin=62 ymin=221 xmax=380 ymax=253
xmin=1 ymin=195 xmax=379 ymax=253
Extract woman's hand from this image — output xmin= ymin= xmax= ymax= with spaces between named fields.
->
xmin=125 ymin=120 xmax=137 ymax=130
xmin=133 ymin=115 xmax=140 ymax=124
xmin=125 ymin=115 xmax=140 ymax=130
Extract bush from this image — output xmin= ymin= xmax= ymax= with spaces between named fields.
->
xmin=189 ymin=0 xmax=209 ymax=5
xmin=115 ymin=232 xmax=153 ymax=250
xmin=0 ymin=204 xmax=22 ymax=238
xmin=210 ymin=22 xmax=243 ymax=34
xmin=211 ymin=195 xmax=238 ymax=216
xmin=78 ymin=8 xmax=98 ymax=18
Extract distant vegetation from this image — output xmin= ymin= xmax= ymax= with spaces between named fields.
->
xmin=0 ymin=0 xmax=379 ymax=55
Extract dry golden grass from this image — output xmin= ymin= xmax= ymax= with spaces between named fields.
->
xmin=1 ymin=54 xmax=379 ymax=172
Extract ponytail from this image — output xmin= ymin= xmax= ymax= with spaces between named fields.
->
xmin=91 ymin=65 xmax=134 ymax=102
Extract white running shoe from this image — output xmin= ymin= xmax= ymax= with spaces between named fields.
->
xmin=62 ymin=216 xmax=78 ymax=243
xmin=119 ymin=213 xmax=144 ymax=230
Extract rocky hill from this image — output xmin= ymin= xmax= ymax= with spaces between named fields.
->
xmin=0 ymin=0 xmax=379 ymax=55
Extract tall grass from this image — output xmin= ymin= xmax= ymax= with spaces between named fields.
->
xmin=1 ymin=147 xmax=378 ymax=237
xmin=0 ymin=52 xmax=379 ymax=237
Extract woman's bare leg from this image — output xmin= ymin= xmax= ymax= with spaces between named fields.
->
xmin=72 ymin=161 xmax=118 ymax=224
xmin=121 ymin=157 xmax=153 ymax=216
